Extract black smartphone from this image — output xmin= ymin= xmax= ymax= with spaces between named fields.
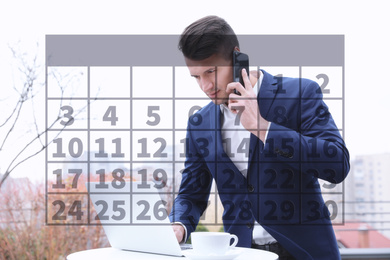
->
xmin=232 ymin=50 xmax=249 ymax=95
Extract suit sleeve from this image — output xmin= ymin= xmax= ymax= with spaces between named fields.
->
xmin=263 ymin=79 xmax=350 ymax=184
xmin=169 ymin=122 xmax=213 ymax=241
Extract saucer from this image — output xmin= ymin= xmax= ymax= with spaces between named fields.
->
xmin=183 ymin=248 xmax=243 ymax=260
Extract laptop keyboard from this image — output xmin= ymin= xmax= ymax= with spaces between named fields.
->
xmin=180 ymin=244 xmax=193 ymax=250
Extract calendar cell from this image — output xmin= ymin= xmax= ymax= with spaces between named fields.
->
xmin=47 ymin=67 xmax=88 ymax=98
xmin=260 ymin=164 xmax=301 ymax=194
xmin=301 ymin=194 xmax=343 ymax=225
xmin=47 ymin=194 xmax=89 ymax=225
xmin=301 ymin=162 xmax=345 ymax=194
xmin=302 ymin=168 xmax=335 ymax=192
xmin=133 ymin=162 xmax=173 ymax=192
xmin=302 ymin=137 xmax=342 ymax=162
xmin=263 ymin=134 xmax=299 ymax=162
xmin=215 ymin=167 xmax=248 ymax=194
xmin=47 ymin=100 xmax=88 ymax=130
xmin=89 ymin=163 xmax=131 ymax=192
xmin=132 ymin=67 xmax=173 ymax=98
xmin=90 ymin=99 xmax=131 ymax=129
xmin=132 ymin=195 xmax=169 ymax=224
xmin=90 ymin=66 xmax=131 ymax=98
xmin=177 ymin=166 xmax=213 ymax=194
xmin=221 ymin=133 xmax=250 ymax=164
xmin=259 ymin=195 xmax=301 ymax=225
xmin=299 ymin=100 xmax=343 ymax=132
xmin=48 ymin=131 xmax=88 ymax=162
xmin=174 ymin=99 xmax=212 ymax=129
xmin=48 ymin=163 xmax=87 ymax=192
xmin=89 ymin=194 xmax=131 ymax=224
xmin=174 ymin=66 xmax=208 ymax=99
xmin=178 ymin=198 xmax=215 ymax=225
xmin=90 ymin=131 xmax=130 ymax=161
xmin=132 ymin=100 xmax=173 ymax=129
xmin=301 ymin=66 xmax=343 ymax=98
xmin=132 ymin=181 xmax=170 ymax=224
xmin=132 ymin=131 xmax=173 ymax=161
xmin=219 ymin=199 xmax=256 ymax=225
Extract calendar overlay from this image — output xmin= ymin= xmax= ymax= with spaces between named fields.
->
xmin=45 ymin=35 xmax=345 ymax=226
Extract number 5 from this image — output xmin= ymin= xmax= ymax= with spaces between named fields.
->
xmin=147 ymin=106 xmax=160 ymax=126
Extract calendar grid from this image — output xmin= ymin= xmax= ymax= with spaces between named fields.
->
xmin=46 ymin=35 xmax=345 ymax=226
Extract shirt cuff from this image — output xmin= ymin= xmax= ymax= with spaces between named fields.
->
xmin=172 ymin=222 xmax=188 ymax=244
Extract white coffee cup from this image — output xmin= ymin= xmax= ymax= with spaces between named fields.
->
xmin=191 ymin=232 xmax=239 ymax=255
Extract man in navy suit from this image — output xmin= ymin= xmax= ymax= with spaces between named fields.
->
xmin=169 ymin=15 xmax=350 ymax=259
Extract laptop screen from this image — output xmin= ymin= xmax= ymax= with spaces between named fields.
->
xmin=87 ymin=181 xmax=183 ymax=257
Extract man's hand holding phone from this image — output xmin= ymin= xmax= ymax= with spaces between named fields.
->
xmin=227 ymin=68 xmax=269 ymax=143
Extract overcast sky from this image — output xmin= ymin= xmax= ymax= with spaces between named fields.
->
xmin=1 ymin=0 xmax=389 ymax=182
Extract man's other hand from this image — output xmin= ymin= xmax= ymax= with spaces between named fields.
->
xmin=172 ymin=224 xmax=185 ymax=243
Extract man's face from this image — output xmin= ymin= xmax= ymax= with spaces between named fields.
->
xmin=185 ymin=54 xmax=233 ymax=105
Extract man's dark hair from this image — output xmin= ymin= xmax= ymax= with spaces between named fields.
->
xmin=179 ymin=15 xmax=239 ymax=62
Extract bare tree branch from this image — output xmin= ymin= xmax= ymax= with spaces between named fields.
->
xmin=0 ymin=101 xmax=21 ymax=128
xmin=1 ymin=116 xmax=61 ymax=187
xmin=0 ymin=94 xmax=26 ymax=151
xmin=0 ymin=42 xmax=87 ymax=188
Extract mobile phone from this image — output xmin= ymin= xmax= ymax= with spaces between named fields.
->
xmin=232 ymin=50 xmax=249 ymax=95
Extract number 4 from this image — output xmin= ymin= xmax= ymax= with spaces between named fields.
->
xmin=103 ymin=106 xmax=118 ymax=126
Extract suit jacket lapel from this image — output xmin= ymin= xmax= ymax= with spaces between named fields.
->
xmin=247 ymin=70 xmax=279 ymax=172
xmin=259 ymin=69 xmax=279 ymax=119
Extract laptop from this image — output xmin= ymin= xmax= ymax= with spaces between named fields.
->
xmin=87 ymin=181 xmax=187 ymax=257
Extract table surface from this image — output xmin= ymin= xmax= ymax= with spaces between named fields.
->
xmin=67 ymin=247 xmax=279 ymax=260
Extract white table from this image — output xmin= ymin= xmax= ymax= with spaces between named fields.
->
xmin=67 ymin=247 xmax=279 ymax=260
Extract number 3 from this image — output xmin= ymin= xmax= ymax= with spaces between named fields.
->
xmin=60 ymin=105 xmax=74 ymax=126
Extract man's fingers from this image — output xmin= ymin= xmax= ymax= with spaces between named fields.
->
xmin=226 ymin=82 xmax=244 ymax=95
xmin=241 ymin=68 xmax=251 ymax=89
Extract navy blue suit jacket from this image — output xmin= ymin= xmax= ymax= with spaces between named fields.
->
xmin=169 ymin=70 xmax=350 ymax=259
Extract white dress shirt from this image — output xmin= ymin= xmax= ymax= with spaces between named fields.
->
xmin=220 ymin=71 xmax=276 ymax=245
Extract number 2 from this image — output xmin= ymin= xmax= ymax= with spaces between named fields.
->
xmin=316 ymin=74 xmax=330 ymax=94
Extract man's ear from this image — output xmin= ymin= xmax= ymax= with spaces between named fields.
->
xmin=234 ymin=46 xmax=240 ymax=52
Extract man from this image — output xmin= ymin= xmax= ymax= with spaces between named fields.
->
xmin=169 ymin=15 xmax=349 ymax=260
